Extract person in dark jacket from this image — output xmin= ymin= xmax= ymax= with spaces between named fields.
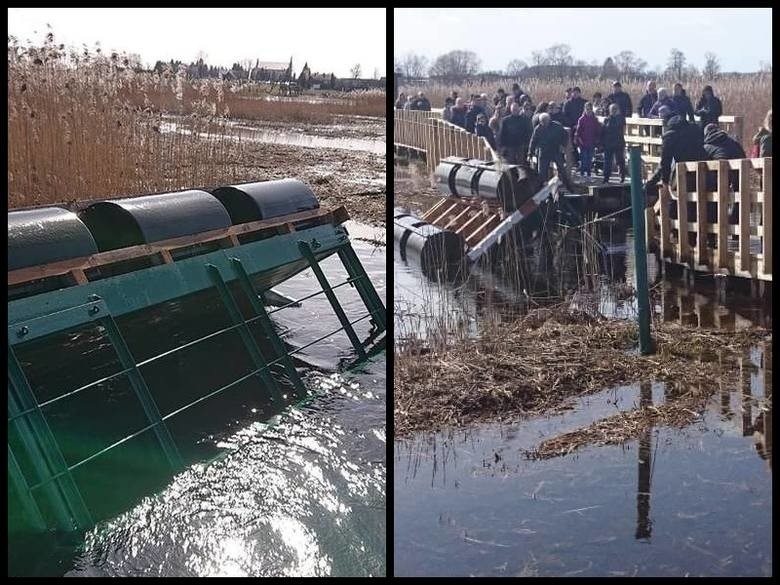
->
xmin=703 ymin=123 xmax=746 ymax=222
xmin=605 ymin=81 xmax=633 ymax=118
xmin=475 ymin=113 xmax=498 ymax=151
xmin=648 ymin=87 xmax=676 ymax=118
xmin=703 ymin=123 xmax=746 ymax=160
xmin=394 ymin=92 xmax=407 ymax=110
xmin=592 ymin=92 xmax=607 ymax=116
xmin=464 ymin=97 xmax=486 ymax=133
xmin=548 ymin=101 xmax=567 ymax=126
xmin=413 ymin=91 xmax=431 ymax=111
xmin=529 ymin=113 xmax=573 ymax=188
xmin=450 ymin=97 xmax=467 ymax=128
xmin=498 ymin=102 xmax=533 ymax=165
xmin=637 ymin=80 xmax=657 ymax=118
xmin=563 ymin=86 xmax=586 ymax=129
xmin=752 ymin=109 xmax=772 ymax=157
xmin=511 ymin=82 xmax=526 ymax=104
xmin=695 ymin=85 xmax=722 ymax=129
xmin=494 ymin=88 xmax=507 ymax=107
xmin=532 ymin=101 xmax=549 ymax=129
xmin=671 ymin=83 xmax=696 ymax=123
xmin=601 ymin=103 xmax=627 ymax=183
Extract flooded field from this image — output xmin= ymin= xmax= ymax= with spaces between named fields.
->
xmin=393 ymin=159 xmax=772 ymax=577
xmin=9 ymin=222 xmax=386 ymax=577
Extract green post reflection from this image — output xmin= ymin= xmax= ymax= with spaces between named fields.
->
xmin=635 ymin=381 xmax=653 ymax=540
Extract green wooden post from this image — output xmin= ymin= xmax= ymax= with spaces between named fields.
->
xmin=336 ymin=243 xmax=386 ymax=333
xmin=629 ymin=146 xmax=654 ymax=354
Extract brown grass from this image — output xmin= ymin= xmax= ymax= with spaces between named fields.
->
xmin=394 ymin=303 xmax=770 ymax=437
xmin=400 ymin=75 xmax=772 ymax=148
xmin=8 ymin=35 xmax=385 ymax=209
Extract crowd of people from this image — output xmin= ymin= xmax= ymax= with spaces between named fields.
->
xmin=395 ymin=81 xmax=772 ymax=192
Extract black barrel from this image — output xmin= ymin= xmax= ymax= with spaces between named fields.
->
xmin=393 ymin=209 xmax=464 ymax=278
xmin=210 ymin=179 xmax=319 ymax=224
xmin=433 ymin=157 xmax=543 ymax=211
xmin=8 ymin=207 xmax=99 ymax=271
xmin=79 ymin=190 xmax=232 ymax=251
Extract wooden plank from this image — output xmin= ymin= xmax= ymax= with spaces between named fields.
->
xmin=762 ymin=157 xmax=772 ymax=276
xmin=444 ymin=206 xmax=474 ymax=231
xmin=717 ymin=160 xmax=730 ymax=271
xmin=70 ymin=269 xmax=88 ymax=285
xmin=421 ymin=198 xmax=452 ymax=222
xmin=739 ymin=159 xmax=751 ymax=272
xmin=465 ymin=214 xmax=500 ymax=247
xmin=676 ymin=163 xmax=690 ymax=266
xmin=696 ymin=162 xmax=708 ymax=267
xmin=431 ymin=201 xmax=462 ymax=227
xmin=456 ymin=210 xmax=488 ymax=237
xmin=658 ymin=183 xmax=672 ymax=261
xmin=159 ymin=250 xmax=174 ymax=264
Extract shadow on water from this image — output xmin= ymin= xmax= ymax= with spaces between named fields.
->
xmin=9 ymin=221 xmax=386 ymax=577
xmin=393 ymin=183 xmax=772 ymax=576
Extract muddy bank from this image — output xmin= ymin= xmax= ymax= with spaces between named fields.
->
xmin=394 ymin=306 xmax=770 ymax=438
xmin=211 ymin=140 xmax=386 ymax=225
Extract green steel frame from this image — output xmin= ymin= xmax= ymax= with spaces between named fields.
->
xmin=7 ymin=223 xmax=385 ymax=534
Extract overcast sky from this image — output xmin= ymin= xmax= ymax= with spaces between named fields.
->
xmin=394 ymin=8 xmax=772 ymax=73
xmin=8 ymin=8 xmax=386 ymax=78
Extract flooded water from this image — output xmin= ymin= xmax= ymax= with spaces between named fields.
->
xmin=160 ymin=118 xmax=385 ymax=155
xmin=8 ymin=222 xmax=386 ymax=577
xmin=393 ymin=159 xmax=772 ymax=577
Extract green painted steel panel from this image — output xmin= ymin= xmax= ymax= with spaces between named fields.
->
xmin=8 ymin=224 xmax=349 ymax=327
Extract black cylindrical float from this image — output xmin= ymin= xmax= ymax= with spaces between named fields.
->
xmin=210 ymin=179 xmax=319 ymax=224
xmin=393 ymin=208 xmax=464 ymax=278
xmin=433 ymin=157 xmax=543 ymax=212
xmin=79 ymin=190 xmax=232 ymax=251
xmin=8 ymin=207 xmax=99 ymax=270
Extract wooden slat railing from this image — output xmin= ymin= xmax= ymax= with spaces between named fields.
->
xmin=653 ymin=157 xmax=771 ymax=281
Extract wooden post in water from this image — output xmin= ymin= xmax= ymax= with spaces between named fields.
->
xmin=629 ymin=146 xmax=654 ymax=354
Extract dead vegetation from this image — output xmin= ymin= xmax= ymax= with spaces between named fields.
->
xmin=8 ymin=33 xmax=385 ymax=220
xmin=394 ymin=303 xmax=770 ymax=437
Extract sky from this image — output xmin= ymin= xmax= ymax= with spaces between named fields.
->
xmin=394 ymin=8 xmax=772 ymax=73
xmin=8 ymin=8 xmax=386 ymax=78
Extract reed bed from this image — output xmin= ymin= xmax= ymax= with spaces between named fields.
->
xmin=394 ymin=302 xmax=770 ymax=437
xmin=400 ymin=75 xmax=772 ymax=148
xmin=8 ymin=34 xmax=384 ymax=209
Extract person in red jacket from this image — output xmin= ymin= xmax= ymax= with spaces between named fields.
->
xmin=574 ymin=102 xmax=602 ymax=177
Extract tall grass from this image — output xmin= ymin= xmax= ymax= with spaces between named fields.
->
xmin=400 ymin=75 xmax=772 ymax=148
xmin=8 ymin=34 xmax=385 ymax=208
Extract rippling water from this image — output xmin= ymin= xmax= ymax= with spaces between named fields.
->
xmin=9 ymin=222 xmax=386 ymax=577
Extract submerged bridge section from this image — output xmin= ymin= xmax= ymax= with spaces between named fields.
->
xmin=8 ymin=179 xmax=386 ymax=534
xmin=394 ymin=108 xmax=770 ymax=285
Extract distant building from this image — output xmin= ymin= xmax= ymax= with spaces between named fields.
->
xmin=249 ymin=58 xmax=293 ymax=82
xmin=335 ymin=77 xmax=386 ymax=91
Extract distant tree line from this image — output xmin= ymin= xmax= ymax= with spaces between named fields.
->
xmin=395 ymin=46 xmax=771 ymax=83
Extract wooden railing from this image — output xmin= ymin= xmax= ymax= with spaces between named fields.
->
xmin=395 ymin=108 xmax=743 ymax=181
xmin=651 ymin=157 xmax=771 ymax=281
xmin=596 ymin=115 xmax=744 ymax=179
xmin=394 ymin=109 xmax=496 ymax=174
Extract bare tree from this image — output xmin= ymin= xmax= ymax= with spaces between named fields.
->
xmin=401 ymin=53 xmax=429 ymax=79
xmin=613 ymin=50 xmax=647 ymax=78
xmin=505 ymin=59 xmax=527 ymax=76
xmin=666 ymin=48 xmax=686 ymax=80
xmin=429 ymin=50 xmax=481 ymax=80
xmin=350 ymin=63 xmax=362 ymax=79
xmin=531 ymin=50 xmax=548 ymax=67
xmin=601 ymin=56 xmax=619 ymax=80
xmin=703 ymin=52 xmax=721 ymax=79
xmin=545 ymin=43 xmax=573 ymax=77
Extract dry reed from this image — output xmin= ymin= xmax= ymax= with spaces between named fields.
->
xmin=8 ymin=34 xmax=385 ymax=209
xmin=400 ymin=75 xmax=772 ymax=148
